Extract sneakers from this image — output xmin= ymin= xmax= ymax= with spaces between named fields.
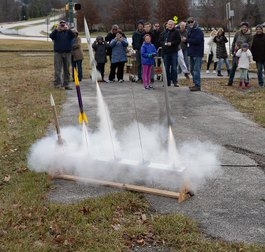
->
xmin=173 ymin=83 xmax=179 ymax=87
xmin=107 ymin=80 xmax=114 ymax=83
xmin=213 ymin=70 xmax=217 ymax=74
xmin=148 ymin=85 xmax=154 ymax=89
xmin=189 ymin=86 xmax=201 ymax=92
xmin=136 ymin=79 xmax=143 ymax=83
xmin=206 ymin=70 xmax=210 ymax=74
xmin=64 ymin=86 xmax=73 ymax=90
xmin=144 ymin=86 xmax=150 ymax=90
xmin=118 ymin=79 xmax=124 ymax=83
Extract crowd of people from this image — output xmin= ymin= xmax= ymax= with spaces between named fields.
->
xmin=49 ymin=18 xmax=265 ymax=91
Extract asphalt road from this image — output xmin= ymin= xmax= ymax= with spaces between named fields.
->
xmin=49 ymin=73 xmax=265 ymax=246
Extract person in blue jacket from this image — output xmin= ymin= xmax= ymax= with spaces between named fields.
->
xmin=49 ymin=20 xmax=75 ymax=90
xmin=141 ymin=34 xmax=157 ymax=90
xmin=108 ymin=30 xmax=128 ymax=83
xmin=186 ymin=17 xmax=204 ymax=91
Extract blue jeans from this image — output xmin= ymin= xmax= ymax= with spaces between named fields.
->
xmin=190 ymin=56 xmax=202 ymax=87
xmin=228 ymin=56 xmax=238 ymax=84
xmin=217 ymin=58 xmax=230 ymax=71
xmin=256 ymin=61 xmax=265 ymax=86
xmin=229 ymin=55 xmax=249 ymax=85
xmin=163 ymin=52 xmax=178 ymax=85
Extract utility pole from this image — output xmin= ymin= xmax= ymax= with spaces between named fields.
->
xmin=69 ymin=0 xmax=74 ymax=28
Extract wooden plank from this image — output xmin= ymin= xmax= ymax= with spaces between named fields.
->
xmin=53 ymin=174 xmax=181 ymax=200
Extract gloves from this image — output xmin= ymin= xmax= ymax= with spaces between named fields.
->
xmin=148 ymin=53 xmax=156 ymax=58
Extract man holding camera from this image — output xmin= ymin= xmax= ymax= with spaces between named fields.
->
xmin=49 ymin=20 xmax=76 ymax=90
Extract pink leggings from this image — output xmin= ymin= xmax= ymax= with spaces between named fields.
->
xmin=142 ymin=64 xmax=153 ymax=87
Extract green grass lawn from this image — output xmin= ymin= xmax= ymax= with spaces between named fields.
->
xmin=0 ymin=40 xmax=264 ymax=251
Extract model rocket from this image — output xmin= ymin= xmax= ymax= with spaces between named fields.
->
xmin=50 ymin=94 xmax=63 ymax=145
xmin=84 ymin=17 xmax=101 ymax=82
xmin=74 ymin=68 xmax=88 ymax=124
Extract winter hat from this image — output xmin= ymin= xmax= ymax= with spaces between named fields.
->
xmin=256 ymin=24 xmax=263 ymax=30
xmin=240 ymin=21 xmax=249 ymax=27
xmin=242 ymin=43 xmax=249 ymax=48
xmin=96 ymin=36 xmax=104 ymax=41
xmin=59 ymin=20 xmax=66 ymax=24
xmin=187 ymin=17 xmax=195 ymax=23
xmin=138 ymin=20 xmax=144 ymax=25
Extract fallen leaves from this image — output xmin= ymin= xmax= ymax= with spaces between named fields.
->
xmin=4 ymin=175 xmax=11 ymax=182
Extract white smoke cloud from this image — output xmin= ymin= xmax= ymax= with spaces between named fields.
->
xmin=27 ymin=83 xmax=222 ymax=193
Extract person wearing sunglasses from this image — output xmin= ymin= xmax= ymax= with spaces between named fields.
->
xmin=105 ymin=24 xmax=119 ymax=61
xmin=186 ymin=17 xmax=204 ymax=91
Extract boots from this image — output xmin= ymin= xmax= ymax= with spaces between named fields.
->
xmin=227 ymin=69 xmax=230 ymax=76
xmin=245 ymin=82 xmax=250 ymax=88
xmin=239 ymin=81 xmax=243 ymax=87
xmin=217 ymin=70 xmax=223 ymax=76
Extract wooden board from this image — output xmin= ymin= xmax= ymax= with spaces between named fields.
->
xmin=53 ymin=174 xmax=185 ymax=200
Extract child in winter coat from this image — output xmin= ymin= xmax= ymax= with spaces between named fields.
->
xmin=236 ymin=43 xmax=252 ymax=88
xmin=92 ymin=36 xmax=109 ymax=82
xmin=141 ymin=34 xmax=157 ymax=90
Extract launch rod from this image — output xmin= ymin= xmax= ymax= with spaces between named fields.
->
xmin=161 ymin=58 xmax=172 ymax=128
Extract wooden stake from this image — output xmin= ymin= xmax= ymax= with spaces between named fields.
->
xmin=53 ymin=174 xmax=190 ymax=201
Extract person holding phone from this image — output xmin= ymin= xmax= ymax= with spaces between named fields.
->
xmin=49 ymin=20 xmax=75 ymax=90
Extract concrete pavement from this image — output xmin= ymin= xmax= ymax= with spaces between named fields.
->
xmin=49 ymin=72 xmax=265 ymax=246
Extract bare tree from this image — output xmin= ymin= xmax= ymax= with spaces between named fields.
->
xmin=154 ymin=0 xmax=189 ymax=25
xmin=76 ymin=0 xmax=100 ymax=31
xmin=198 ymin=0 xmax=226 ymax=31
xmin=108 ymin=0 xmax=151 ymax=30
xmin=241 ymin=0 xmax=262 ymax=26
xmin=0 ymin=0 xmax=21 ymax=22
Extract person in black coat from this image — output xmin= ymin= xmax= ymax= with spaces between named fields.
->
xmin=49 ymin=20 xmax=75 ymax=89
xmin=159 ymin=19 xmax=181 ymax=87
xmin=214 ymin=28 xmax=230 ymax=76
xmin=92 ymin=36 xmax=109 ymax=82
xmin=251 ymin=24 xmax=265 ymax=87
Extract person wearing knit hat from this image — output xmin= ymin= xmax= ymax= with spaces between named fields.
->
xmin=227 ymin=21 xmax=253 ymax=86
xmin=236 ymin=41 xmax=252 ymax=88
xmin=71 ymin=27 xmax=84 ymax=82
xmin=242 ymin=42 xmax=249 ymax=48
xmin=49 ymin=19 xmax=75 ymax=89
xmin=92 ymin=36 xmax=109 ymax=82
xmin=251 ymin=24 xmax=265 ymax=87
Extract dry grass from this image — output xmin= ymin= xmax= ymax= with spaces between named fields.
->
xmin=0 ymin=40 xmax=264 ymax=251
xmin=180 ymin=76 xmax=265 ymax=127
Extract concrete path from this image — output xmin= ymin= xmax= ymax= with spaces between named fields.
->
xmin=49 ymin=72 xmax=265 ymax=246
